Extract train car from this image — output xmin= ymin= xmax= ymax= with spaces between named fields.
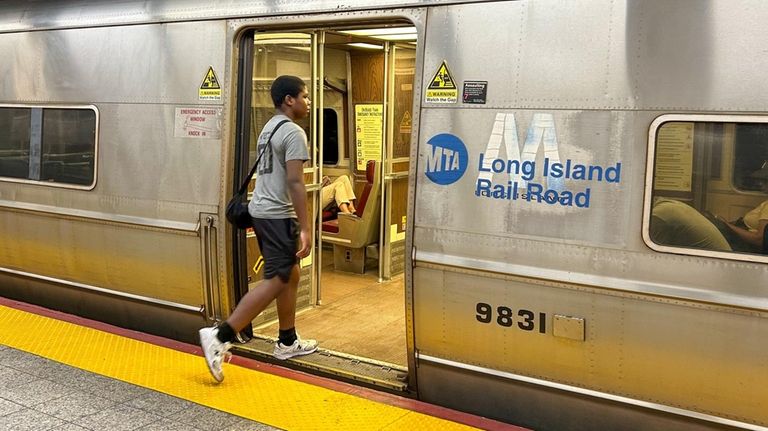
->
xmin=0 ymin=1 xmax=766 ymax=430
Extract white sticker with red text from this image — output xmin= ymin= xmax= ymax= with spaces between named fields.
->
xmin=174 ymin=107 xmax=222 ymax=139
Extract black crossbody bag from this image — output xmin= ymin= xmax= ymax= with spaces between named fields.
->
xmin=226 ymin=120 xmax=290 ymax=229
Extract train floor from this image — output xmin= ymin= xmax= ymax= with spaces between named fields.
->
xmin=255 ymin=247 xmax=406 ymax=366
xmin=0 ymin=297 xmax=519 ymax=431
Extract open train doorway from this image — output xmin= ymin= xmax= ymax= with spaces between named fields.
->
xmin=231 ymin=22 xmax=417 ymax=391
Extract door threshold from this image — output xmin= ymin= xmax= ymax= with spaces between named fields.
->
xmin=232 ymin=334 xmax=409 ymax=392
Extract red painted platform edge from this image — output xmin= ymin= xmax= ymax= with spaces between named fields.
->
xmin=0 ymin=297 xmax=530 ymax=431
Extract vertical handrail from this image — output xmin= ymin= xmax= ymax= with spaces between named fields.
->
xmin=379 ymin=41 xmax=391 ymax=282
xmin=207 ymin=216 xmax=221 ymax=320
xmin=316 ymin=31 xmax=325 ymax=305
xmin=201 ymin=215 xmax=216 ymax=322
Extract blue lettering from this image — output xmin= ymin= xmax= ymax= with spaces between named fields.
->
xmin=521 ymin=183 xmax=591 ymax=207
xmin=491 ymin=159 xmax=506 ymax=173
xmin=475 ymin=179 xmax=521 ymax=200
xmin=543 ymin=189 xmax=559 ymax=204
xmin=576 ymin=188 xmax=591 ymax=207
xmin=605 ymin=163 xmax=621 ymax=183
xmin=475 ymin=179 xmax=491 ymax=197
xmin=521 ymin=161 xmax=535 ymax=181
xmin=478 ymin=153 xmax=490 ymax=172
xmin=526 ymin=183 xmax=543 ymax=202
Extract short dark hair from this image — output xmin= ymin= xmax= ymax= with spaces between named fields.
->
xmin=270 ymin=75 xmax=306 ymax=108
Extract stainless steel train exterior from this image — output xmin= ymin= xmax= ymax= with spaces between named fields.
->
xmin=1 ymin=1 xmax=766 ymax=430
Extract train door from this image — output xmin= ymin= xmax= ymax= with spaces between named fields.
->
xmin=241 ymin=32 xmax=319 ymax=329
xmin=231 ymin=23 xmax=417 ymax=392
xmin=382 ymin=44 xmax=415 ymax=280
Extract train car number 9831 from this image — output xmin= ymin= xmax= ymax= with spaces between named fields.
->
xmin=476 ymin=302 xmax=546 ymax=334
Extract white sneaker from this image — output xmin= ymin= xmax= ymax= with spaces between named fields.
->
xmin=273 ymin=337 xmax=318 ymax=360
xmin=199 ymin=327 xmax=231 ymax=382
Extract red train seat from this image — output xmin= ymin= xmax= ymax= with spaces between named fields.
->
xmin=321 ymin=160 xmax=381 ymax=273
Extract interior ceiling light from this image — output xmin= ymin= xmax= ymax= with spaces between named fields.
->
xmin=375 ymin=34 xmax=418 ymax=41
xmin=346 ymin=42 xmax=384 ymax=50
xmin=255 ymin=33 xmax=311 ymax=44
xmin=339 ymin=27 xmax=417 ymax=41
xmin=341 ymin=27 xmax=416 ymax=36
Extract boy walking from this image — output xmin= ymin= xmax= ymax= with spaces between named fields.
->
xmin=199 ymin=75 xmax=317 ymax=382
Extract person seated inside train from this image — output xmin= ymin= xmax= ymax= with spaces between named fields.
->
xmin=714 ymin=162 xmax=768 ymax=253
xmin=650 ymin=197 xmax=732 ymax=251
xmin=321 ymin=174 xmax=357 ymax=216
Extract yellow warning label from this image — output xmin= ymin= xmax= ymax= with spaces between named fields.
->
xmin=425 ymin=60 xmax=457 ymax=103
xmin=428 ymin=61 xmax=456 ymax=89
xmin=199 ymin=66 xmax=222 ymax=100
xmin=399 ymin=111 xmax=412 ymax=134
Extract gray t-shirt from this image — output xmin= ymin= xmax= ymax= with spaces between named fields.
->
xmin=248 ymin=114 xmax=309 ymax=219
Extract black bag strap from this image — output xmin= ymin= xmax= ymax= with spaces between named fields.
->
xmin=236 ymin=119 xmax=290 ymax=195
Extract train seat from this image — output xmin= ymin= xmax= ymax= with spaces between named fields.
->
xmin=321 ymin=199 xmax=340 ymax=229
xmin=321 ymin=160 xmax=376 ymax=234
xmin=322 ymin=160 xmax=380 ymax=273
xmin=321 ymin=207 xmax=339 ymax=224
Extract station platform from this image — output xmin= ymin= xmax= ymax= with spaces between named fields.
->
xmin=0 ymin=297 xmax=524 ymax=431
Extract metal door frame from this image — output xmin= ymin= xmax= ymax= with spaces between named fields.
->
xmin=226 ymin=10 xmax=427 ymax=390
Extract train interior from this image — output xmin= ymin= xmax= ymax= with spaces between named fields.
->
xmin=649 ymin=121 xmax=768 ymax=256
xmin=235 ymin=22 xmax=416 ymax=389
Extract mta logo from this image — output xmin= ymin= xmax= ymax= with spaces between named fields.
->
xmin=425 ymin=133 xmax=468 ymax=185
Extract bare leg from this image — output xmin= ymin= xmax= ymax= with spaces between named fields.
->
xmin=226 ymin=276 xmax=287 ymax=332
xmin=275 ymin=264 xmax=300 ymax=330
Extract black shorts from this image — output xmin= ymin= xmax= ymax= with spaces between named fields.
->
xmin=252 ymin=218 xmax=299 ymax=282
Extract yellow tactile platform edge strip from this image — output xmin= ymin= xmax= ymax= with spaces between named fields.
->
xmin=0 ymin=304 xmax=477 ymax=431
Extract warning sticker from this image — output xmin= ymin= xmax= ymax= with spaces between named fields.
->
xmin=425 ymin=61 xmax=458 ymax=103
xmin=399 ymin=111 xmax=412 ymax=134
xmin=174 ymin=106 xmax=222 ymax=139
xmin=199 ymin=66 xmax=222 ymax=100
xmin=462 ymin=81 xmax=488 ymax=104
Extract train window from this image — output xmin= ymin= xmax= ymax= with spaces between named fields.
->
xmin=41 ymin=109 xmax=97 ymax=186
xmin=0 ymin=106 xmax=96 ymax=188
xmin=733 ymin=124 xmax=768 ymax=192
xmin=646 ymin=116 xmax=768 ymax=259
xmin=0 ymin=107 xmax=32 ymax=179
xmin=322 ymin=108 xmax=339 ymax=165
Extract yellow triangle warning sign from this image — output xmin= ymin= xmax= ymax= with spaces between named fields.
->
xmin=425 ymin=60 xmax=458 ymax=103
xmin=199 ymin=66 xmax=222 ymax=100
xmin=200 ymin=67 xmax=220 ymax=90
xmin=428 ymin=61 xmax=456 ymax=89
xmin=399 ymin=110 xmax=412 ymax=134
